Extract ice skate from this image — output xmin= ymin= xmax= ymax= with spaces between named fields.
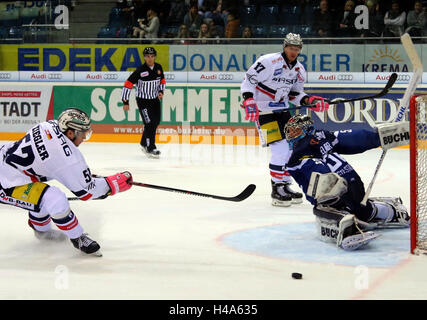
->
xmin=271 ymin=180 xmax=302 ymax=206
xmin=370 ymin=197 xmax=410 ymax=228
xmin=70 ymin=233 xmax=102 ymax=257
xmin=141 ymin=146 xmax=160 ymax=159
xmin=282 ymin=182 xmax=303 ymax=204
xmin=271 ymin=180 xmax=292 ymax=207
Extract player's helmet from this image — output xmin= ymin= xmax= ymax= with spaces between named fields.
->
xmin=143 ymin=47 xmax=157 ymax=56
xmin=58 ymin=108 xmax=92 ymax=133
xmin=283 ymin=33 xmax=303 ymax=48
xmin=284 ymin=114 xmax=314 ymax=148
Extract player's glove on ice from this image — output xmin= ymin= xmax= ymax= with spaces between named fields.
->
xmin=308 ymin=96 xmax=329 ymax=112
xmin=242 ymin=98 xmax=259 ymax=121
xmin=105 ymin=171 xmax=133 ymax=195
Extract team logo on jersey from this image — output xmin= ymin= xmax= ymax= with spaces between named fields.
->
xmin=273 ymin=68 xmax=282 ymax=76
xmin=157 ymin=70 xmax=161 ymax=75
xmin=310 ymin=138 xmax=319 ymax=145
xmin=140 ymin=71 xmax=149 ymax=77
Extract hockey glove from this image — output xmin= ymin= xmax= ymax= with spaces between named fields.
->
xmin=308 ymin=96 xmax=329 ymax=112
xmin=105 ymin=171 xmax=133 ymax=196
xmin=242 ymin=98 xmax=259 ymax=121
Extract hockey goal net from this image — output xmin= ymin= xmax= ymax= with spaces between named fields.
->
xmin=410 ymin=95 xmax=427 ymax=254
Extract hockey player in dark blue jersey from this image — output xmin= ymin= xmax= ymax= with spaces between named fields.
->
xmin=284 ymin=114 xmax=410 ymax=250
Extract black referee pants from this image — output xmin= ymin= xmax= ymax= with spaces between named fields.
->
xmin=136 ymin=97 xmax=161 ymax=151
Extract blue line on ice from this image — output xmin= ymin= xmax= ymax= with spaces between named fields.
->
xmin=221 ymin=223 xmax=410 ymax=267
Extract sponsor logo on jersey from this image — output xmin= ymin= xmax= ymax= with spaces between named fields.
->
xmin=271 ymin=77 xmax=298 ymax=84
xmin=271 ymin=56 xmax=283 ymax=64
xmin=273 ymin=68 xmax=282 ymax=76
xmin=140 ymin=71 xmax=149 ymax=77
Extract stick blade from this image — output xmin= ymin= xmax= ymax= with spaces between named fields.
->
xmin=228 ymin=184 xmax=256 ymax=202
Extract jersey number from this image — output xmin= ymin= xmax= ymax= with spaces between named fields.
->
xmin=254 ymin=62 xmax=266 ymax=73
xmin=326 ymin=154 xmax=346 ymax=172
xmin=5 ymin=134 xmax=35 ymax=169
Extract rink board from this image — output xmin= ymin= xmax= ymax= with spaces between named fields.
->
xmin=1 ymin=82 xmax=426 ymax=144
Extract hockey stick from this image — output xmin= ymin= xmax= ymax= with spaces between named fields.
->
xmin=266 ymin=72 xmax=398 ymax=112
xmin=360 ymin=33 xmax=423 ymax=206
xmin=68 ymin=182 xmax=256 ymax=202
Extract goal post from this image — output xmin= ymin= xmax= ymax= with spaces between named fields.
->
xmin=410 ymin=95 xmax=427 ymax=254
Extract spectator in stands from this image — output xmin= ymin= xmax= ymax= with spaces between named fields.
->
xmin=184 ymin=4 xmax=204 ymax=37
xmin=313 ymin=0 xmax=334 ymax=37
xmin=383 ymin=0 xmax=406 ymax=37
xmin=224 ymin=10 xmax=240 ymax=38
xmin=360 ymin=0 xmax=384 ymax=37
xmin=167 ymin=0 xmax=187 ymax=25
xmin=132 ymin=7 xmax=160 ymax=39
xmin=335 ymin=0 xmax=358 ymax=37
xmin=239 ymin=25 xmax=253 ymax=44
xmin=242 ymin=25 xmax=252 ymax=38
xmin=175 ymin=24 xmax=191 ymax=44
xmin=197 ymin=22 xmax=211 ymax=43
xmin=207 ymin=19 xmax=222 ymax=40
xmin=405 ymin=0 xmax=426 ymax=36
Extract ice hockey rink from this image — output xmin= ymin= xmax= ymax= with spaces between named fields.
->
xmin=0 ymin=140 xmax=426 ymax=300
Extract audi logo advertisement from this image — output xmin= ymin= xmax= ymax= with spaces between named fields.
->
xmin=19 ymin=71 xmax=74 ymax=82
xmin=0 ymin=72 xmax=19 ymax=81
xmin=0 ymin=71 xmax=427 ymax=84
xmin=74 ymin=72 xmax=129 ymax=82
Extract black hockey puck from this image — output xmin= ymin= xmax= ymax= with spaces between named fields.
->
xmin=291 ymin=272 xmax=303 ymax=279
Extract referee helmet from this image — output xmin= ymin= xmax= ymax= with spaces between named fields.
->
xmin=143 ymin=47 xmax=157 ymax=56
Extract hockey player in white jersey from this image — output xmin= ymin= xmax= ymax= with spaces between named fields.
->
xmin=240 ymin=33 xmax=330 ymax=207
xmin=0 ymin=108 xmax=133 ymax=256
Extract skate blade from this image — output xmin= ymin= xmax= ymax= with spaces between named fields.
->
xmin=291 ymin=198 xmax=303 ymax=204
xmin=272 ymin=199 xmax=292 ymax=207
xmin=89 ymin=250 xmax=103 ymax=257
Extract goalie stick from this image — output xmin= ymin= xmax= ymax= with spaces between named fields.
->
xmin=68 ymin=182 xmax=256 ymax=202
xmin=361 ymin=33 xmax=423 ymax=206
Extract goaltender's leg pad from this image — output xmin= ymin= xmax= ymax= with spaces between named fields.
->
xmin=314 ymin=205 xmax=380 ymax=251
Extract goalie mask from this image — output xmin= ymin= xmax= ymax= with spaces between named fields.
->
xmin=58 ymin=108 xmax=92 ymax=141
xmin=284 ymin=114 xmax=314 ymax=148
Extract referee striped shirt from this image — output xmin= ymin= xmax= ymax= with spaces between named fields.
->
xmin=121 ymin=62 xmax=166 ymax=102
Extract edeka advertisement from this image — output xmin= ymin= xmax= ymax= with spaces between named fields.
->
xmin=0 ymin=44 xmax=169 ymax=72
xmin=0 ymin=85 xmax=53 ymax=133
xmin=52 ymin=84 xmax=427 ymax=144
xmin=1 ymin=43 xmax=425 ymax=73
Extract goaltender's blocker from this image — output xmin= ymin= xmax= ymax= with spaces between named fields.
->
xmin=285 ymin=114 xmax=410 ymax=251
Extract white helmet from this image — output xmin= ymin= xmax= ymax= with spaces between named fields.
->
xmin=283 ymin=33 xmax=303 ymax=48
xmin=57 ymin=108 xmax=91 ymax=133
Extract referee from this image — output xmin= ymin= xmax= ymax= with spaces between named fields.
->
xmin=121 ymin=47 xmax=166 ymax=158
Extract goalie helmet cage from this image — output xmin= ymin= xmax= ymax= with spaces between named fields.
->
xmin=410 ymin=95 xmax=427 ymax=254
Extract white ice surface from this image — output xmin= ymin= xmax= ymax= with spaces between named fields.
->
xmin=0 ymin=141 xmax=426 ymax=300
